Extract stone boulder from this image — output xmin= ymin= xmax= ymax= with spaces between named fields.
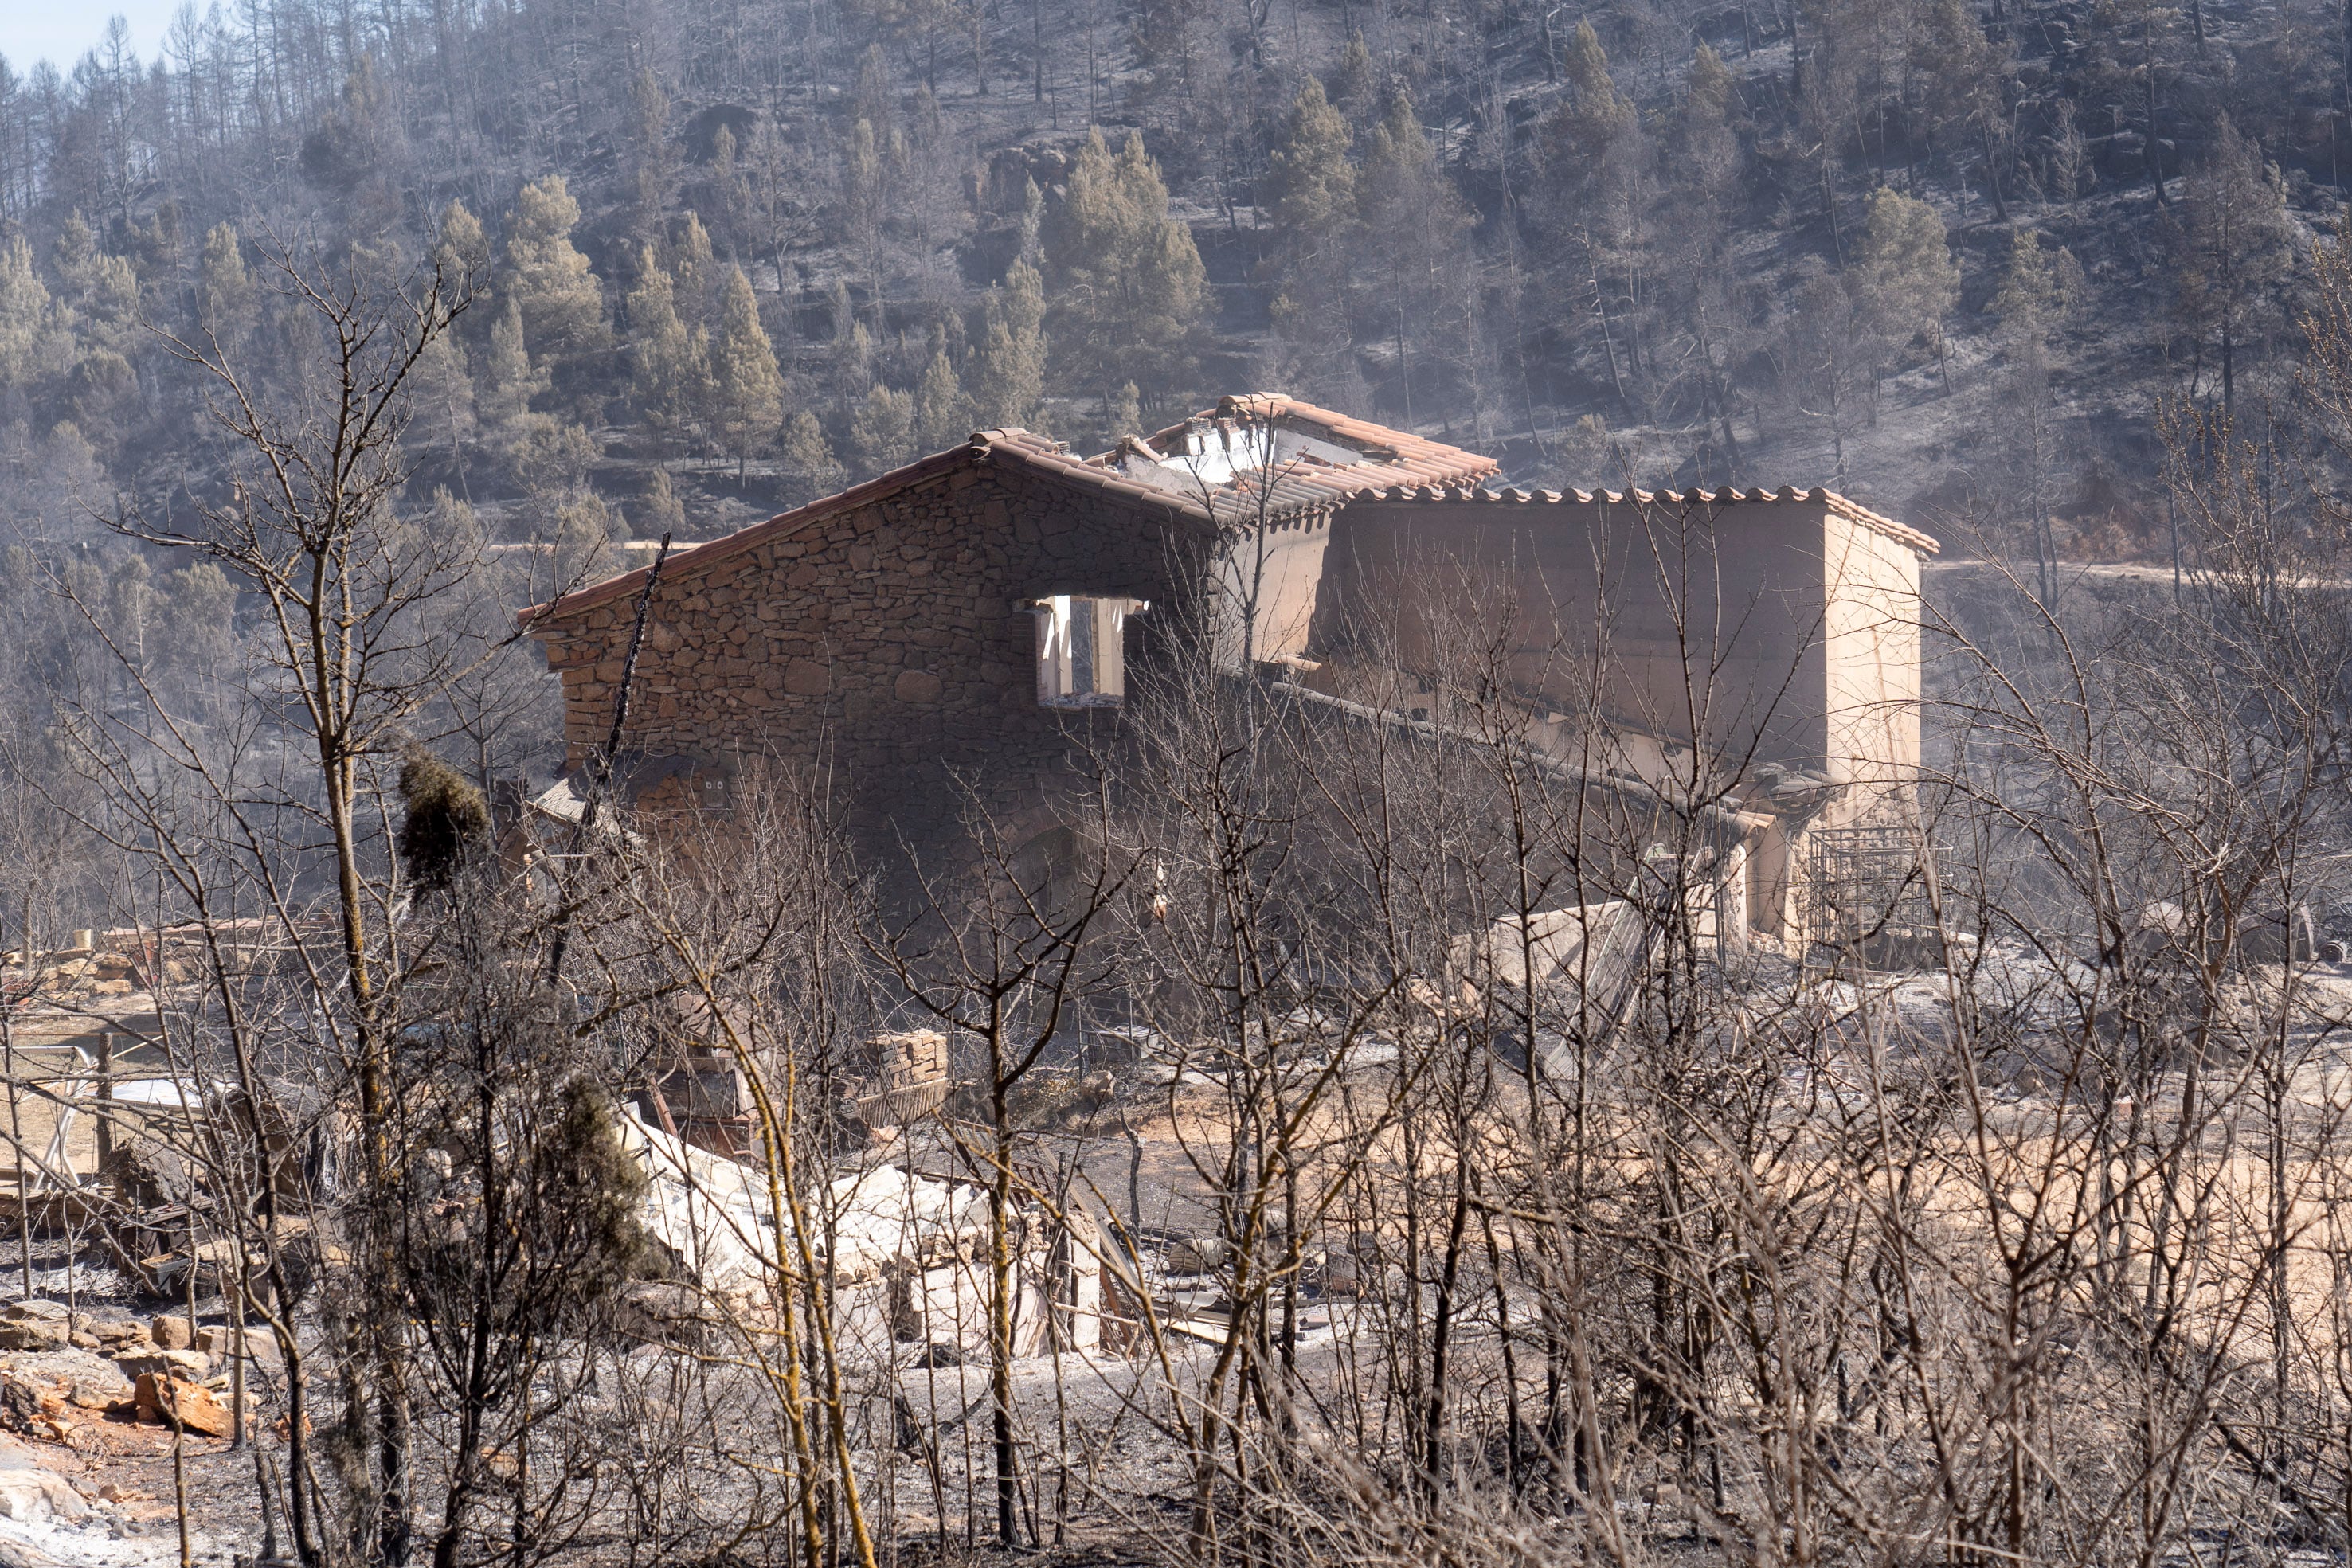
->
xmin=131 ymin=1373 xmax=233 ymax=1439
xmin=113 ymin=1350 xmax=209 ymax=1383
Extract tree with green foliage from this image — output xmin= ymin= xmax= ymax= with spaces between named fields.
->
xmin=970 ymin=259 xmax=1046 ymax=429
xmin=1047 ymin=129 xmax=1204 ymax=403
xmin=640 ymin=464 xmax=688 ymax=537
xmin=1534 ymin=25 xmax=1648 ymax=413
xmin=627 ymin=247 xmax=710 ymax=453
xmin=1910 ymin=0 xmax=2013 ymax=221
xmin=436 ymin=201 xmax=491 ymax=291
xmin=1856 ymin=187 xmax=1961 ymax=392
xmin=1356 ymin=91 xmax=1475 ymax=423
xmin=1262 ymin=80 xmax=1361 ymax=394
xmin=2176 ymin=115 xmax=2294 ymax=418
xmin=505 ymin=176 xmax=610 ymax=367
xmin=627 ymin=68 xmax=680 ymax=235
xmin=841 ymin=119 xmax=894 ymax=327
xmin=703 ymin=266 xmax=784 ymax=476
xmin=1266 ymin=80 xmax=1357 ymax=244
xmin=1105 ymin=381 xmax=1141 ymax=440
xmin=1329 ymin=32 xmax=1377 ymax=132
xmin=1546 ymin=20 xmax=1633 ymax=167
xmin=915 ymin=347 xmax=970 ymax=450
xmin=413 ymin=330 xmax=477 ymax=471
xmin=1777 ymin=264 xmax=1870 ymax=483
xmin=706 ymin=125 xmax=749 ymax=260
xmin=197 ymin=222 xmax=255 ymax=345
xmin=476 ymin=296 xmax=547 ymax=437
xmin=1987 ymin=226 xmax=2076 ymax=600
xmin=0 ymin=237 xmax=67 ymax=397
xmin=1679 ymin=45 xmax=1740 ymax=201
xmin=478 ymin=293 xmax=596 ymax=499
xmin=670 ymin=212 xmax=718 ymax=330
xmin=1992 ymin=229 xmax=2084 ymax=351
xmin=782 ymin=410 xmax=844 ymax=491
xmin=396 ymin=749 xmax=491 ymax=895
xmin=53 ymin=216 xmax=139 ymax=358
xmin=850 ymin=382 xmax=915 ymax=473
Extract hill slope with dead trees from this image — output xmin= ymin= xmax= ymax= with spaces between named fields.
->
xmin=0 ymin=2 xmax=2348 ymax=1565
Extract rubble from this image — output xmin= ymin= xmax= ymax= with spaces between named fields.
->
xmin=612 ymin=1109 xmax=990 ymax=1307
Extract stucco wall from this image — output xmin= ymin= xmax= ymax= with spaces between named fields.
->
xmin=1313 ymin=496 xmax=1879 ymax=770
xmin=1819 ymin=511 xmax=1925 ymax=826
xmin=1210 ymin=521 xmax=1329 ymax=670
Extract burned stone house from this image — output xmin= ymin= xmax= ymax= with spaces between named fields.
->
xmin=521 ymin=395 xmax=1493 ymax=839
xmin=523 ymin=394 xmax=1939 ymax=951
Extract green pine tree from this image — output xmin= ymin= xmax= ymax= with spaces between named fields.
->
xmin=783 ymin=410 xmax=844 ymax=490
xmin=642 ymin=464 xmax=687 ymax=537
xmin=505 ymin=176 xmax=611 ymax=365
xmin=1354 ymin=90 xmax=1473 ymax=417
xmin=850 ymin=382 xmax=915 ymax=473
xmin=413 ymin=330 xmax=476 ymax=464
xmin=197 ymin=222 xmax=255 ymax=343
xmin=436 ymin=200 xmax=491 ymax=287
xmin=1329 ymin=32 xmax=1377 ymax=132
xmin=2176 ymin=116 xmax=2294 ymax=419
xmin=627 ymin=247 xmax=710 ymax=452
xmin=0 ymin=237 xmax=65 ymax=394
xmin=1680 ymin=45 xmax=1740 ymax=198
xmin=1106 ymin=381 xmax=1141 ymax=440
xmin=1992 ymin=230 xmax=2082 ymax=349
xmin=53 ymin=216 xmax=139 ymax=358
xmin=1558 ymin=22 xmax=1631 ymax=147
xmin=703 ymin=265 xmax=784 ymax=475
xmin=1857 ymin=187 xmax=1962 ymax=387
xmin=671 ymin=212 xmax=718 ymax=328
xmin=476 ymin=295 xmax=549 ymax=436
xmin=915 ymin=346 xmax=970 ymax=450
xmin=970 ymin=258 xmax=1046 ymax=428
xmin=1261 ymin=82 xmax=1360 ymax=400
xmin=1047 ymin=129 xmax=1204 ymax=399
xmin=1266 ymin=80 xmax=1357 ymax=243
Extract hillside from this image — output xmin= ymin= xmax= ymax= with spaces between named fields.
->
xmin=0 ymin=0 xmax=2335 ymax=569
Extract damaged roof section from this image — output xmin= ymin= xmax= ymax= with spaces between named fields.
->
xmin=1097 ymin=393 xmax=1499 ymax=519
xmin=520 ymin=395 xmax=1500 ymax=629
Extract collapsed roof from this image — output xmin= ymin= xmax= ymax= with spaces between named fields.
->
xmin=1093 ymin=393 xmax=1499 ymax=518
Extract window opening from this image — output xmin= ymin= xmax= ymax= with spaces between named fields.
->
xmin=1031 ymin=595 xmax=1147 ymax=708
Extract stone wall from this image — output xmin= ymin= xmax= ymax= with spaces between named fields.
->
xmin=534 ymin=458 xmax=1209 ymax=855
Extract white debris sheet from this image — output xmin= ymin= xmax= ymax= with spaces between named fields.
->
xmin=609 ymin=1112 xmax=988 ymax=1306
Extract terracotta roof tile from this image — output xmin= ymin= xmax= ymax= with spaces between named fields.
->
xmin=1109 ymin=393 xmax=1499 ymax=510
xmin=1344 ymin=482 xmax=1941 ymax=557
xmin=521 ymin=428 xmax=1207 ymax=627
xmin=522 ymin=399 xmax=1506 ymax=629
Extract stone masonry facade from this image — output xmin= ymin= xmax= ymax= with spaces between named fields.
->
xmin=531 ymin=448 xmax=1214 ymax=852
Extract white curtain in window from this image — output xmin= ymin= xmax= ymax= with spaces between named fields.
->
xmin=1032 ymin=595 xmax=1142 ymax=708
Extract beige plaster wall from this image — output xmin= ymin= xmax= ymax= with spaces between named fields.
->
xmin=1819 ymin=511 xmax=1925 ymax=827
xmin=1211 ymin=520 xmax=1330 ymax=670
xmin=1316 ymin=497 xmax=1846 ymax=768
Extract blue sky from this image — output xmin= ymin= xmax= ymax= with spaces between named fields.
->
xmin=3 ymin=3 xmax=186 ymax=74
